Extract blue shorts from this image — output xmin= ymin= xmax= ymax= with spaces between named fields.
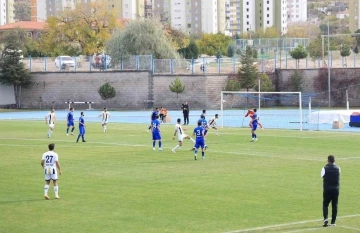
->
xmin=195 ymin=139 xmax=205 ymax=149
xmin=152 ymin=131 xmax=161 ymax=140
xmin=252 ymin=124 xmax=258 ymax=131
xmin=79 ymin=127 xmax=85 ymax=135
xmin=67 ymin=121 xmax=74 ymax=127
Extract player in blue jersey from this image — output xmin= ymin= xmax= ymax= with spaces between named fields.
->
xmin=193 ymin=121 xmax=205 ymax=160
xmin=152 ymin=115 xmax=162 ymax=151
xmin=76 ymin=112 xmax=86 ymax=143
xmin=191 ymin=115 xmax=209 ymax=150
xmin=250 ymin=108 xmax=258 ymax=142
xmin=148 ymin=108 xmax=159 ymax=132
xmin=66 ymin=107 xmax=75 ymax=136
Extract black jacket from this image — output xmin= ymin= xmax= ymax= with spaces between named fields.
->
xmin=182 ymin=104 xmax=189 ymax=115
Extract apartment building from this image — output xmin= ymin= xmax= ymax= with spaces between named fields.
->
xmin=31 ymin=0 xmax=144 ymax=22
xmin=0 ymin=0 xmax=6 ymax=25
xmin=349 ymin=0 xmax=360 ymax=32
xmin=228 ymin=0 xmax=287 ymax=35
xmin=287 ymin=0 xmax=307 ymax=23
xmin=6 ymin=0 xmax=14 ymax=24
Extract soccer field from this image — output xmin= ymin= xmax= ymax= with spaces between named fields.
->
xmin=0 ymin=120 xmax=359 ymax=233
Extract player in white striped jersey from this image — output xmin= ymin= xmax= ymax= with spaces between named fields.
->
xmin=208 ymin=114 xmax=219 ymax=136
xmin=45 ymin=109 xmax=56 ymax=138
xmin=172 ymin=118 xmax=195 ymax=153
xmin=41 ymin=143 xmax=62 ymax=200
xmin=98 ymin=108 xmax=111 ymax=132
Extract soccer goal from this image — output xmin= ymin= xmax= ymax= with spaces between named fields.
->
xmin=220 ymin=91 xmax=304 ymax=130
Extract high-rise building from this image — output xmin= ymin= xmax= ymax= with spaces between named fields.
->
xmin=152 ymin=0 xmax=226 ymax=35
xmin=144 ymin=0 xmax=153 ymax=18
xmin=349 ymin=0 xmax=360 ymax=32
xmin=287 ymin=0 xmax=307 ymax=23
xmin=6 ymin=0 xmax=14 ymax=24
xmin=0 ymin=0 xmax=6 ymax=25
xmin=228 ymin=0 xmax=287 ymax=35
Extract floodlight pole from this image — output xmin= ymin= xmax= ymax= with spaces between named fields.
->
xmin=327 ymin=15 xmax=331 ymax=107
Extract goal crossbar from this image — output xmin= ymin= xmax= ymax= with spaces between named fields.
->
xmin=220 ymin=91 xmax=303 ymax=130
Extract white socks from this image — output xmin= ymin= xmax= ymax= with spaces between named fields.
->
xmin=44 ymin=185 xmax=49 ymax=195
xmin=190 ymin=138 xmax=195 ymax=143
xmin=173 ymin=145 xmax=180 ymax=151
xmin=54 ymin=186 xmax=59 ymax=196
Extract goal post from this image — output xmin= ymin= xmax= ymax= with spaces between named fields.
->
xmin=220 ymin=91 xmax=303 ymax=130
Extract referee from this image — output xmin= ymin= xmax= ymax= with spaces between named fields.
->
xmin=321 ymin=155 xmax=341 ymax=227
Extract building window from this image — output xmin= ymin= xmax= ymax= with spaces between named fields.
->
xmin=260 ymin=23 xmax=262 ymax=26
xmin=267 ymin=0 xmax=269 ymax=4
xmin=267 ymin=14 xmax=269 ymax=17
xmin=267 ymin=7 xmax=269 ymax=10
xmin=246 ymin=1 xmax=249 ymax=5
xmin=247 ymin=21 xmax=249 ymax=25
xmin=267 ymin=20 xmax=270 ymax=24
xmin=247 ymin=15 xmax=249 ymax=18
xmin=246 ymin=8 xmax=249 ymax=12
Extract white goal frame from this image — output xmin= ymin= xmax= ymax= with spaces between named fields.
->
xmin=220 ymin=91 xmax=303 ymax=130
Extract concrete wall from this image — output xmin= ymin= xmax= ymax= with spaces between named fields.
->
xmin=19 ymin=68 xmax=360 ymax=109
xmin=21 ymin=72 xmax=228 ymax=110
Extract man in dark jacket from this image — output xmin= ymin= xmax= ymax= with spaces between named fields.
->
xmin=181 ymin=102 xmax=189 ymax=125
xmin=321 ymin=155 xmax=341 ymax=227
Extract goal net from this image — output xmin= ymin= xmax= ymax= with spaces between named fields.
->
xmin=220 ymin=91 xmax=306 ymax=130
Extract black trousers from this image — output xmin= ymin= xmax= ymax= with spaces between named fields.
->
xmin=323 ymin=189 xmax=339 ymax=223
xmin=183 ymin=114 xmax=189 ymax=125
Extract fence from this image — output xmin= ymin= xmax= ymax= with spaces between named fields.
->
xmin=23 ymin=52 xmax=360 ymax=75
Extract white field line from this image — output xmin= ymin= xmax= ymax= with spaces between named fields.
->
xmin=0 ymin=138 xmax=359 ymax=161
xmin=218 ymin=132 xmax=357 ymax=139
xmin=282 ymin=227 xmax=323 ymax=233
xmin=222 ymin=214 xmax=360 ymax=233
xmin=341 ymin=226 xmax=360 ymax=231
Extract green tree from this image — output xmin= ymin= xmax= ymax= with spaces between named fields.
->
xmin=290 ymin=45 xmax=308 ymax=68
xmin=237 ymin=46 xmax=259 ymax=91
xmin=252 ymin=48 xmax=258 ymax=59
xmin=227 ymin=45 xmax=235 ymax=57
xmin=169 ymin=77 xmax=185 ymax=98
xmin=98 ymin=82 xmax=116 ymax=100
xmin=0 ymin=32 xmax=32 ymax=108
xmin=307 ymin=38 xmax=328 ymax=67
xmin=223 ymin=78 xmax=241 ymax=91
xmin=178 ymin=40 xmax=199 ymax=59
xmin=107 ymin=19 xmax=180 ymax=63
xmin=216 ymin=49 xmax=222 ymax=59
xmin=41 ymin=2 xmax=118 ymax=56
xmin=14 ymin=0 xmax=31 ymax=21
xmin=196 ymin=33 xmax=233 ymax=56
xmin=290 ymin=70 xmax=303 ymax=92
xmin=255 ymin=73 xmax=274 ymax=92
xmin=340 ymin=44 xmax=351 ymax=65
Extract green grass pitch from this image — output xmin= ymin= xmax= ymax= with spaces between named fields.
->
xmin=0 ymin=120 xmax=359 ymax=233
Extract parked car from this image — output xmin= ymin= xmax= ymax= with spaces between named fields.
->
xmin=55 ymin=56 xmax=76 ymax=68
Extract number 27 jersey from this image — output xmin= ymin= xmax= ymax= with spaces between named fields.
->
xmin=42 ymin=151 xmax=59 ymax=168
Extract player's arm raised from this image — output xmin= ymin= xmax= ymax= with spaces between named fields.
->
xmin=56 ymin=160 xmax=62 ymax=175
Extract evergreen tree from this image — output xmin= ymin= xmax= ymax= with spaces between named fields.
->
xmin=237 ymin=46 xmax=259 ymax=91
xmin=179 ymin=40 xmax=199 ymax=59
xmin=340 ymin=44 xmax=351 ymax=65
xmin=169 ymin=77 xmax=185 ymax=98
xmin=0 ymin=33 xmax=31 ymax=108
xmin=290 ymin=45 xmax=308 ymax=69
xmin=98 ymin=82 xmax=116 ymax=100
xmin=227 ymin=45 xmax=235 ymax=57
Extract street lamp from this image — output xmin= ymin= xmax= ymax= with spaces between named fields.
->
xmin=322 ymin=10 xmax=331 ymax=107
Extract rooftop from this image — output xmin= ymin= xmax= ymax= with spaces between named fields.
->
xmin=0 ymin=21 xmax=46 ymax=31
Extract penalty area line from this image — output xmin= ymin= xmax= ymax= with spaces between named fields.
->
xmin=221 ymin=214 xmax=360 ymax=233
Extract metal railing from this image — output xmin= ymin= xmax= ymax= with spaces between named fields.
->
xmin=23 ymin=52 xmax=360 ymax=75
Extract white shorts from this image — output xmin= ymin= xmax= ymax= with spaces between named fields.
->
xmin=44 ymin=167 xmax=58 ymax=181
xmin=49 ymin=123 xmax=55 ymax=129
xmin=102 ymin=120 xmax=108 ymax=125
xmin=178 ymin=134 xmax=188 ymax=142
xmin=210 ymin=125 xmax=216 ymax=129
